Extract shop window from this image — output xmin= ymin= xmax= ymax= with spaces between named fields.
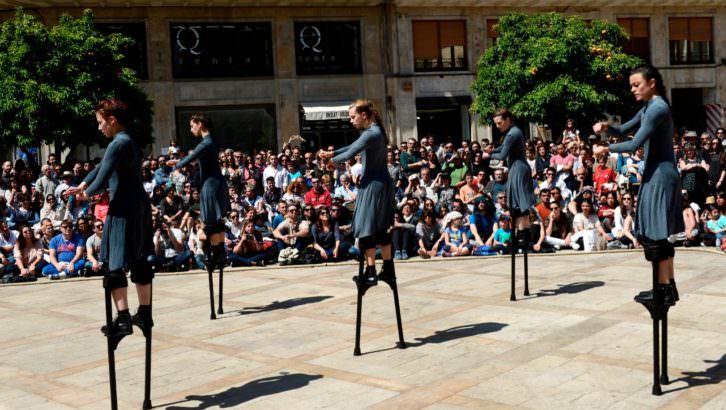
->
xmin=668 ymin=17 xmax=713 ymax=64
xmin=485 ymin=19 xmax=498 ymax=49
xmin=413 ymin=20 xmax=467 ymax=72
xmin=96 ymin=22 xmax=149 ymax=79
xmin=171 ymin=22 xmax=273 ymax=78
xmin=617 ymin=18 xmax=651 ymax=63
xmin=294 ymin=21 xmax=362 ymax=75
xmin=175 ymin=105 xmax=276 ymax=152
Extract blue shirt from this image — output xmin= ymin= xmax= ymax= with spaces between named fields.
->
xmin=49 ymin=234 xmax=85 ymax=263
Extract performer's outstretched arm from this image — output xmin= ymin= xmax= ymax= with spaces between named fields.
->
xmin=609 ymin=103 xmax=669 ymax=154
xmin=84 ymin=140 xmax=123 ymax=197
xmin=489 ymin=133 xmax=514 ymax=161
xmin=332 ymin=130 xmax=375 ymax=164
xmin=174 ymin=137 xmax=211 ymax=170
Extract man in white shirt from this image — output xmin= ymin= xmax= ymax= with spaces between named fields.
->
xmin=262 ymin=155 xmax=288 ymax=191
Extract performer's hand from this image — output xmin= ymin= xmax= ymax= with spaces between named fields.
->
xmin=592 ymin=122 xmax=608 ymax=134
xmin=592 ymin=145 xmax=609 ymax=156
xmin=166 ymin=159 xmax=178 ymax=167
xmin=65 ymin=184 xmax=85 ymax=196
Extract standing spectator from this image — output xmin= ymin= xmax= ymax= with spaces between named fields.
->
xmin=707 ymin=138 xmax=725 ymax=191
xmin=42 ymin=221 xmax=86 ymax=279
xmin=679 ymin=143 xmax=710 ymax=207
xmin=535 ymin=145 xmax=551 ymax=182
xmin=35 ymin=165 xmax=59 ymax=199
xmin=400 ymin=139 xmax=423 ymax=177
xmin=561 ymin=118 xmax=581 ymax=144
xmin=263 ymin=155 xmax=288 ymax=191
xmin=386 ymin=151 xmax=401 ymax=182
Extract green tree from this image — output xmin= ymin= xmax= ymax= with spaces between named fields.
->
xmin=0 ymin=8 xmax=153 ymax=155
xmin=471 ymin=12 xmax=642 ymax=136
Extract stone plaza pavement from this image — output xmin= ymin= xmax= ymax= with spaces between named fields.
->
xmin=1 ymin=249 xmax=724 ymax=409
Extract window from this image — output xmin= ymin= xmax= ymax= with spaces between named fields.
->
xmin=96 ymin=22 xmax=148 ymax=79
xmin=175 ymin=105 xmax=276 ymax=152
xmin=617 ymin=18 xmax=650 ymax=63
xmin=412 ymin=20 xmax=467 ymax=72
xmin=668 ymin=17 xmax=713 ymax=64
xmin=294 ymin=21 xmax=362 ymax=75
xmin=171 ymin=22 xmax=273 ymax=78
xmin=486 ymin=19 xmax=498 ymax=48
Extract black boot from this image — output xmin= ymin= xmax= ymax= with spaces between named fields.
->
xmin=101 ymin=310 xmax=133 ymax=341
xmin=378 ymin=259 xmax=396 ymax=285
xmin=132 ymin=305 xmax=154 ymax=337
xmin=670 ymin=279 xmax=679 ymax=302
xmin=211 ymin=244 xmax=227 ymax=269
xmin=635 ymin=284 xmax=676 ymax=307
xmin=363 ymin=265 xmax=378 ymax=286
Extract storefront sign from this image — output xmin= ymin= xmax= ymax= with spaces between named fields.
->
xmin=295 ymin=21 xmax=362 ymax=75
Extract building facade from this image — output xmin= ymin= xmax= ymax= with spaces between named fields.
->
xmin=1 ymin=1 xmax=724 ymax=154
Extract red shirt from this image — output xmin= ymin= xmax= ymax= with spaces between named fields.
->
xmin=304 ymin=188 xmax=332 ymax=208
xmin=593 ymin=166 xmax=616 ymax=193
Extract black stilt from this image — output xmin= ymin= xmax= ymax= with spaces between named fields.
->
xmin=380 ymin=260 xmax=407 ymax=349
xmin=635 ymin=260 xmax=674 ymax=396
xmin=217 ymin=261 xmax=224 ymax=315
xmin=103 ymin=288 xmax=118 ymax=410
xmin=353 ymin=257 xmax=365 ymax=356
xmin=510 ymin=227 xmax=517 ymax=301
xmin=142 ymin=284 xmax=153 ymax=410
xmin=660 ymin=310 xmax=669 ymax=385
xmin=206 ymin=251 xmax=216 ymax=320
xmin=523 ymin=232 xmax=530 ymax=296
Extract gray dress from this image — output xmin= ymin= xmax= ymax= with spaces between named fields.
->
xmin=490 ymin=125 xmax=536 ymax=214
xmin=84 ymin=132 xmax=152 ymax=271
xmin=174 ymin=135 xmax=230 ymax=224
xmin=606 ymin=96 xmax=683 ymax=240
xmin=332 ymin=123 xmax=394 ymax=238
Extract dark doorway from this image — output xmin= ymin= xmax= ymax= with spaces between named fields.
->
xmin=416 ymin=97 xmax=470 ymax=145
xmin=672 ymin=88 xmax=705 ymax=132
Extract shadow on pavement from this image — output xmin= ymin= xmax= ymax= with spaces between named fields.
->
xmin=237 ymin=296 xmax=333 ymax=315
xmin=665 ymin=354 xmax=726 ymax=394
xmin=163 ymin=372 xmax=324 ymax=409
xmin=405 ymin=322 xmax=508 ymax=348
xmin=535 ymin=281 xmax=605 ymax=297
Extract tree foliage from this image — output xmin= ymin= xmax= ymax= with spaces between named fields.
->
xmin=0 ymin=8 xmax=153 ymax=153
xmin=471 ymin=12 xmax=643 ymax=134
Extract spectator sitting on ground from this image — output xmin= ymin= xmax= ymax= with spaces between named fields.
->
xmin=188 ymin=220 xmax=207 ymax=270
xmin=391 ymin=203 xmax=418 ymax=260
xmin=333 ymin=174 xmax=357 ymax=206
xmin=85 ymin=219 xmax=105 ymax=276
xmin=571 ymin=198 xmax=608 ymax=251
xmin=12 ymin=224 xmax=44 ymax=280
xmin=611 ymin=192 xmax=638 ymax=248
xmin=416 ymin=209 xmax=442 ymax=259
xmin=160 ymin=185 xmax=184 ymax=225
xmin=41 ymin=220 xmax=85 ymax=279
xmin=469 ymin=196 xmax=495 ymax=247
xmin=484 ymin=168 xmax=507 ymax=199
xmin=544 ymin=200 xmax=576 ymax=250
xmin=440 ymin=211 xmax=470 ymax=257
xmin=272 ymin=202 xmax=309 ymax=252
xmin=263 ymin=176 xmax=282 ymax=208
xmin=486 ymin=214 xmax=512 ymax=254
xmin=282 ymin=178 xmax=306 ymax=205
xmin=151 ymin=220 xmax=191 ymax=271
xmin=311 ymin=207 xmax=356 ymax=262
xmin=229 ymin=221 xmax=266 ymax=267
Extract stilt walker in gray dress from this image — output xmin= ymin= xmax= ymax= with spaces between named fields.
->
xmin=68 ymin=99 xmax=155 ymax=409
xmin=483 ymin=108 xmax=536 ymax=301
xmin=171 ymin=114 xmax=230 ymax=320
xmin=321 ymin=99 xmax=406 ymax=356
xmin=593 ymin=65 xmax=684 ymax=395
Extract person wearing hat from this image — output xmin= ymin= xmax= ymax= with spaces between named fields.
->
xmin=678 ymin=142 xmax=710 ymax=208
xmin=440 ymin=211 xmax=470 ymax=257
xmin=53 ymin=170 xmax=75 ymax=199
xmin=593 ymin=65 xmax=684 ymax=305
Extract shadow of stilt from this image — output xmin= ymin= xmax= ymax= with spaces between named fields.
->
xmin=664 ymin=354 xmax=726 ymax=394
xmin=404 ymin=322 xmax=508 ymax=348
xmin=237 ymin=296 xmax=333 ymax=316
xmin=535 ymin=281 xmax=605 ymax=297
xmin=162 ymin=373 xmax=324 ymax=409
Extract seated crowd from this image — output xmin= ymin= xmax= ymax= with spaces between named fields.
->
xmin=1 ymin=124 xmax=725 ymax=282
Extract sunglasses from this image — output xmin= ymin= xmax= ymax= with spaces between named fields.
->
xmin=95 ymin=224 xmax=104 ymax=229
xmin=61 ymin=225 xmax=72 ymax=229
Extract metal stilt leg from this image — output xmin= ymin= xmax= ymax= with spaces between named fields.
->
xmin=510 ymin=227 xmax=517 ymax=301
xmin=379 ymin=260 xmax=406 ymax=349
xmin=353 ymin=258 xmax=364 ymax=356
xmin=206 ymin=250 xmax=216 ymax=320
xmin=103 ymin=288 xmax=118 ymax=410
xmin=142 ymin=284 xmax=153 ymax=410
xmin=660 ymin=309 xmax=669 ymax=385
xmin=217 ymin=262 xmax=224 ymax=315
xmin=523 ymin=234 xmax=530 ymax=296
